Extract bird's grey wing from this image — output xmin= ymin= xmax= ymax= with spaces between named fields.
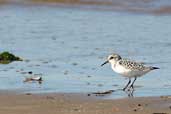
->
xmin=123 ymin=59 xmax=145 ymax=64
xmin=119 ymin=59 xmax=146 ymax=71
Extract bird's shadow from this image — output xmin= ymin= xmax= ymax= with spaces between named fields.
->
xmin=91 ymin=88 xmax=135 ymax=98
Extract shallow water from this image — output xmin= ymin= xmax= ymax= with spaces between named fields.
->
xmin=0 ymin=4 xmax=171 ymax=98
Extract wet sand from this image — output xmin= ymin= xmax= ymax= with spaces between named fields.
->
xmin=30 ymin=0 xmax=171 ymax=14
xmin=31 ymin=0 xmax=113 ymax=6
xmin=0 ymin=0 xmax=8 ymax=4
xmin=0 ymin=0 xmax=171 ymax=14
xmin=0 ymin=91 xmax=171 ymax=114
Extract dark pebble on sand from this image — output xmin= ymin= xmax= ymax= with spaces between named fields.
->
xmin=25 ymin=93 xmax=32 ymax=95
xmin=73 ymin=108 xmax=79 ymax=111
xmin=138 ymin=104 xmax=141 ymax=107
xmin=87 ymin=94 xmax=91 ymax=96
xmin=133 ymin=109 xmax=137 ymax=112
xmin=169 ymin=106 xmax=171 ymax=109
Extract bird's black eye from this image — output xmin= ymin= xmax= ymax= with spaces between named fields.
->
xmin=110 ymin=57 xmax=114 ymax=60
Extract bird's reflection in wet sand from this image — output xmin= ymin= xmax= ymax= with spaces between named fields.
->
xmin=92 ymin=88 xmax=135 ymax=98
xmin=125 ymin=89 xmax=135 ymax=97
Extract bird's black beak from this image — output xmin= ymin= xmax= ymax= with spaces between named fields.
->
xmin=101 ymin=60 xmax=109 ymax=66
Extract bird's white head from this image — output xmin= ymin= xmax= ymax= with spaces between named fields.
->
xmin=101 ymin=53 xmax=122 ymax=66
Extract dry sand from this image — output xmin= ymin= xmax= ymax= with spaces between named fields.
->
xmin=0 ymin=91 xmax=171 ymax=114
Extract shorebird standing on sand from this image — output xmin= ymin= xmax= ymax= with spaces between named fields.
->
xmin=101 ymin=53 xmax=159 ymax=91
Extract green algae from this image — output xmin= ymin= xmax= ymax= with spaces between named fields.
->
xmin=0 ymin=51 xmax=22 ymax=64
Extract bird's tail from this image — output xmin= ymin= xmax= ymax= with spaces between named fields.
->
xmin=150 ymin=67 xmax=160 ymax=70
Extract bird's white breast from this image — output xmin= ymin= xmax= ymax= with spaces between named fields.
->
xmin=111 ymin=62 xmax=150 ymax=78
xmin=111 ymin=62 xmax=130 ymax=76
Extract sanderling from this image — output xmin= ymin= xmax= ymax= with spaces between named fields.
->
xmin=101 ymin=53 xmax=159 ymax=91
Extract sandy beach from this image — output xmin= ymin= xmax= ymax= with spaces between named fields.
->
xmin=0 ymin=91 xmax=170 ymax=114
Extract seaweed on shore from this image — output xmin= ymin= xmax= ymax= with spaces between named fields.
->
xmin=0 ymin=51 xmax=22 ymax=64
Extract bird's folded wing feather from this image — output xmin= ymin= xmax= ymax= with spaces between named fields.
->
xmin=118 ymin=59 xmax=146 ymax=71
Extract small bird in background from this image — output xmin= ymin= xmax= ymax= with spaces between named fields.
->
xmin=23 ymin=71 xmax=43 ymax=84
xmin=101 ymin=53 xmax=159 ymax=91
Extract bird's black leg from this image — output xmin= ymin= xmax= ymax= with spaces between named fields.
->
xmin=130 ymin=77 xmax=137 ymax=89
xmin=123 ymin=78 xmax=131 ymax=91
